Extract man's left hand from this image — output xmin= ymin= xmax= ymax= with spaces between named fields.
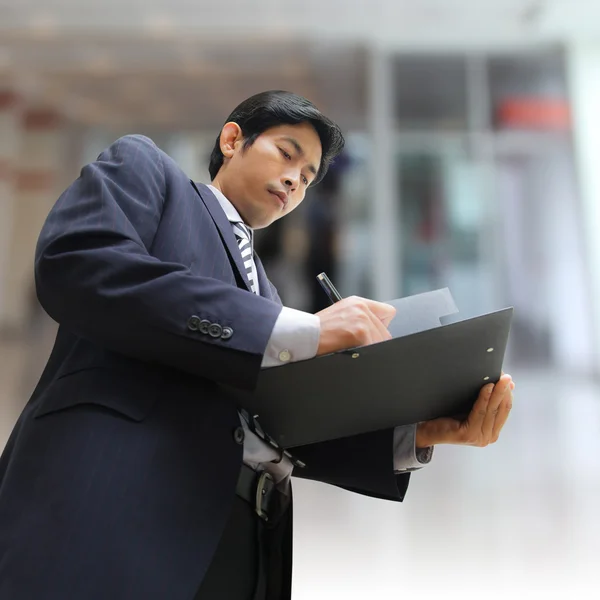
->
xmin=415 ymin=374 xmax=515 ymax=448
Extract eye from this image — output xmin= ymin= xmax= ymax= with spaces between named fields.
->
xmin=302 ymin=175 xmax=309 ymax=185
xmin=279 ymin=148 xmax=292 ymax=160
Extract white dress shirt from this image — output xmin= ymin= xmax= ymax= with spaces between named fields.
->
xmin=207 ymin=185 xmax=432 ymax=489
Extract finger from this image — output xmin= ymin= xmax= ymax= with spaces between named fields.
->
xmin=481 ymin=374 xmax=512 ymax=438
xmin=492 ymin=388 xmax=514 ymax=441
xmin=362 ymin=299 xmax=396 ymax=328
xmin=379 ymin=310 xmax=396 ymax=329
xmin=364 ymin=306 xmax=392 ymax=343
xmin=355 ymin=312 xmax=375 ymax=347
xmin=466 ymin=382 xmax=495 ymax=430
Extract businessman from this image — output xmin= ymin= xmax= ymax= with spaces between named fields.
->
xmin=0 ymin=90 xmax=514 ymax=600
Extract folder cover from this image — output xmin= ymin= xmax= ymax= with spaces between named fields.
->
xmin=227 ymin=291 xmax=513 ymax=448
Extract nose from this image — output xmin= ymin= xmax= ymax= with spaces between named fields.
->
xmin=281 ymin=171 xmax=299 ymax=192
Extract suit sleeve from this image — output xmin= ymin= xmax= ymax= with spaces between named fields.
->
xmin=34 ymin=134 xmax=282 ymax=390
xmin=292 ymin=429 xmax=411 ymax=502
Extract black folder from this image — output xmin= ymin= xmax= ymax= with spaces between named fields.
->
xmin=227 ymin=295 xmax=513 ymax=449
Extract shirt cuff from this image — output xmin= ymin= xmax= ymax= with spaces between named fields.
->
xmin=393 ymin=424 xmax=434 ymax=473
xmin=261 ymin=306 xmax=320 ymax=368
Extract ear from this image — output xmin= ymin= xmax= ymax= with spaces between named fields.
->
xmin=219 ymin=122 xmax=244 ymax=159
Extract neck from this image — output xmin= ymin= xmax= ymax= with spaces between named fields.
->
xmin=210 ymin=179 xmax=255 ymax=228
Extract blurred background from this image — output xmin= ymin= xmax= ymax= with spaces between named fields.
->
xmin=0 ymin=1 xmax=599 ymax=598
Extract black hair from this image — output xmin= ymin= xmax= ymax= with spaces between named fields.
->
xmin=208 ymin=90 xmax=345 ymax=185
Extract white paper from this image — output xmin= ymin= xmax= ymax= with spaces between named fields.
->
xmin=385 ymin=288 xmax=459 ymax=338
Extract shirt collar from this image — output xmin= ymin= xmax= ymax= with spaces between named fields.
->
xmin=207 ymin=184 xmax=258 ymax=293
xmin=208 ymin=184 xmax=248 ymax=228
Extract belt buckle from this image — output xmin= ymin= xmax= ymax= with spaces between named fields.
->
xmin=255 ymin=470 xmax=275 ymax=521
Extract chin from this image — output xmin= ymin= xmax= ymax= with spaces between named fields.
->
xmin=251 ymin=218 xmax=274 ymax=230
xmin=246 ymin=208 xmax=277 ymax=230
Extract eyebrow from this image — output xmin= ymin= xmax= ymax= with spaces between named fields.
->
xmin=282 ymin=136 xmax=318 ymax=177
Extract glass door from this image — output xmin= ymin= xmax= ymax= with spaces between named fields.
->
xmin=394 ymin=135 xmax=496 ymax=320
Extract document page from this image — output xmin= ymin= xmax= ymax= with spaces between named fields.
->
xmin=386 ymin=288 xmax=459 ymax=338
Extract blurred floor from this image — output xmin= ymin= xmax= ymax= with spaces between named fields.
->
xmin=1 ymin=322 xmax=599 ymax=599
xmin=293 ymin=367 xmax=600 ymax=599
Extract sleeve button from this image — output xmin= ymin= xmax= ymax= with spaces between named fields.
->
xmin=198 ymin=320 xmax=211 ymax=334
xmin=278 ymin=350 xmax=291 ymax=363
xmin=208 ymin=323 xmax=223 ymax=338
xmin=221 ymin=327 xmax=234 ymax=340
xmin=187 ymin=316 xmax=200 ymax=331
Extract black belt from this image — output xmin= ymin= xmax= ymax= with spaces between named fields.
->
xmin=235 ymin=463 xmax=281 ymax=522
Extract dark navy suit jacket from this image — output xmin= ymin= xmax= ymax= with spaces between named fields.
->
xmin=0 ymin=134 xmax=409 ymax=600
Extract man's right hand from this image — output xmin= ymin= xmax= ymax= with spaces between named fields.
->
xmin=316 ymin=296 xmax=396 ymax=356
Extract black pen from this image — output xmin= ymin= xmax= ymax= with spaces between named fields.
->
xmin=317 ymin=272 xmax=343 ymax=304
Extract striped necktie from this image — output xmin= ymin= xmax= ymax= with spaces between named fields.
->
xmin=232 ymin=221 xmax=258 ymax=294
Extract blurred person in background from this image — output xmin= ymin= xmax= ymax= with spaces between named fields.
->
xmin=0 ymin=90 xmax=514 ymax=600
xmin=304 ymin=155 xmax=347 ymax=314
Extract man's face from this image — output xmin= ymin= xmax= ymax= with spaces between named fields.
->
xmin=211 ymin=122 xmax=323 ymax=229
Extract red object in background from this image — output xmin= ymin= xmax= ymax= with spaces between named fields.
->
xmin=0 ymin=91 xmax=19 ymax=110
xmin=24 ymin=109 xmax=62 ymax=130
xmin=496 ymin=97 xmax=571 ymax=130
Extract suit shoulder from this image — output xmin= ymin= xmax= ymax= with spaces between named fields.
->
xmin=106 ymin=134 xmax=161 ymax=155
xmin=99 ymin=135 xmax=189 ymax=185
xmin=97 ymin=135 xmax=170 ymax=171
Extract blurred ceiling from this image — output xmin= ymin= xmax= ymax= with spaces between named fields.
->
xmin=0 ymin=0 xmax=595 ymax=128
xmin=0 ymin=38 xmax=370 ymax=129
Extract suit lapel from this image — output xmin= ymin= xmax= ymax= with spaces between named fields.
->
xmin=254 ymin=254 xmax=274 ymax=302
xmin=190 ymin=181 xmax=252 ymax=293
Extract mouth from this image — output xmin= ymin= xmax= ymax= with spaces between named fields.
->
xmin=268 ymin=190 xmax=288 ymax=210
